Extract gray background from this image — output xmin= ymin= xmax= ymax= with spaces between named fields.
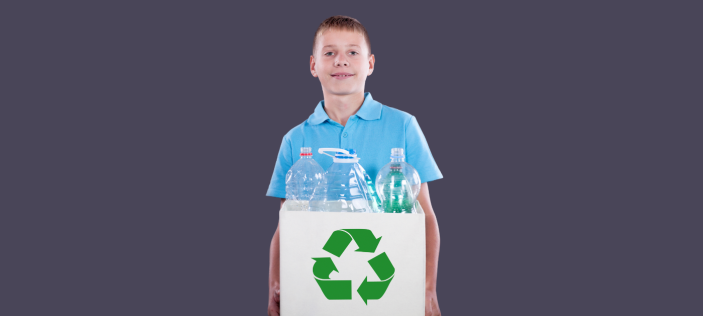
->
xmin=2 ymin=1 xmax=701 ymax=315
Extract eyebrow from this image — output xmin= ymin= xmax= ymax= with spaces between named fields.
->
xmin=322 ymin=44 xmax=361 ymax=49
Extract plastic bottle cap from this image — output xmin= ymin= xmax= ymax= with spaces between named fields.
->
xmin=300 ymin=147 xmax=312 ymax=156
xmin=318 ymin=148 xmax=360 ymax=163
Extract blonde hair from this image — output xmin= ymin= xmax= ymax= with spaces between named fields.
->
xmin=312 ymin=15 xmax=371 ymax=57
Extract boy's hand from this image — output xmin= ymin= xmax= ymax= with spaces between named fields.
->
xmin=425 ymin=289 xmax=441 ymax=316
xmin=267 ymin=285 xmax=280 ymax=316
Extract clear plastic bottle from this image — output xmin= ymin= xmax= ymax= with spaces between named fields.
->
xmin=285 ymin=147 xmax=326 ymax=211
xmin=310 ymin=148 xmax=374 ymax=212
xmin=375 ymin=148 xmax=421 ymax=213
xmin=364 ymin=170 xmax=382 ymax=213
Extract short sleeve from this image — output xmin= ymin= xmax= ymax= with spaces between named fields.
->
xmin=266 ymin=135 xmax=293 ymax=198
xmin=405 ymin=116 xmax=443 ymax=183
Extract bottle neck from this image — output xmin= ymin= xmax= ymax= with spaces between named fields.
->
xmin=391 ymin=157 xmax=405 ymax=163
xmin=300 ymin=154 xmax=313 ymax=159
xmin=390 ymin=162 xmax=403 ymax=172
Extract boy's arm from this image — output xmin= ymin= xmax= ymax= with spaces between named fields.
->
xmin=267 ymin=199 xmax=285 ymax=316
xmin=417 ymin=183 xmax=442 ymax=315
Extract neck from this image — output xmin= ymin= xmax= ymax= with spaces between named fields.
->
xmin=321 ymin=91 xmax=365 ymax=126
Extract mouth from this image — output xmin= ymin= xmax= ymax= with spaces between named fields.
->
xmin=331 ymin=73 xmax=354 ymax=80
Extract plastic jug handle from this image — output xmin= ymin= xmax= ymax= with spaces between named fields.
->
xmin=318 ymin=148 xmax=347 ymax=159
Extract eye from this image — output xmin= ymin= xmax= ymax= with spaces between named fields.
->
xmin=324 ymin=52 xmax=333 ymax=56
xmin=350 ymin=51 xmax=358 ymax=55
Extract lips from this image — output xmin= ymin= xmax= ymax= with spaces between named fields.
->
xmin=331 ymin=73 xmax=354 ymax=79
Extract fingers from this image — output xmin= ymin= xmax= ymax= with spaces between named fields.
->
xmin=267 ymin=296 xmax=280 ymax=316
xmin=430 ymin=298 xmax=441 ymax=316
xmin=268 ymin=288 xmax=280 ymax=316
xmin=425 ymin=296 xmax=441 ymax=316
xmin=267 ymin=304 xmax=280 ymax=316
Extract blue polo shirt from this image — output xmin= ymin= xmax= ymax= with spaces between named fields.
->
xmin=266 ymin=92 xmax=442 ymax=199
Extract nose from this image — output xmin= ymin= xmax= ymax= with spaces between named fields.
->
xmin=335 ymin=56 xmax=349 ymax=67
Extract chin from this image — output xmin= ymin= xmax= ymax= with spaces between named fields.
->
xmin=330 ymin=89 xmax=360 ymax=96
xmin=324 ymin=85 xmax=359 ymax=95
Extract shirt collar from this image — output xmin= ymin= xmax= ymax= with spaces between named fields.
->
xmin=308 ymin=92 xmax=382 ymax=125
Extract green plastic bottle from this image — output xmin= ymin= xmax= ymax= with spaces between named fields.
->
xmin=376 ymin=148 xmax=421 ymax=213
xmin=380 ymin=163 xmax=414 ymax=213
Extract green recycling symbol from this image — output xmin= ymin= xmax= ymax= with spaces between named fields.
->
xmin=312 ymin=229 xmax=395 ymax=305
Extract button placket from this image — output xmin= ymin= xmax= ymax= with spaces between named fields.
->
xmin=340 ymin=116 xmax=358 ymax=148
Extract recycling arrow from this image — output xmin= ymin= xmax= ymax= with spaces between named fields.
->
xmin=312 ymin=257 xmax=338 ymax=279
xmin=358 ymin=275 xmax=394 ymax=305
xmin=314 ymin=278 xmax=352 ymax=300
xmin=313 ymin=229 xmax=395 ymax=305
xmin=358 ymin=252 xmax=395 ymax=305
xmin=367 ymin=252 xmax=395 ymax=280
xmin=312 ymin=257 xmax=351 ymax=299
xmin=322 ymin=229 xmax=382 ymax=257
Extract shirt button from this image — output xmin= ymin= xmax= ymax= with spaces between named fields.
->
xmin=343 ymin=132 xmax=348 ymax=138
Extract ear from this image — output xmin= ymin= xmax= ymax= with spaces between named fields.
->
xmin=367 ymin=54 xmax=375 ymax=76
xmin=310 ymin=55 xmax=317 ymax=77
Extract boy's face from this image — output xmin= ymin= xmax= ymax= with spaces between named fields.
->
xmin=310 ymin=29 xmax=375 ymax=96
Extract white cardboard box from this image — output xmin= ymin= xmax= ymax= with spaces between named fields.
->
xmin=280 ymin=201 xmax=426 ymax=316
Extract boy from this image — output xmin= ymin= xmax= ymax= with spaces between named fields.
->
xmin=266 ymin=16 xmax=442 ymax=316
